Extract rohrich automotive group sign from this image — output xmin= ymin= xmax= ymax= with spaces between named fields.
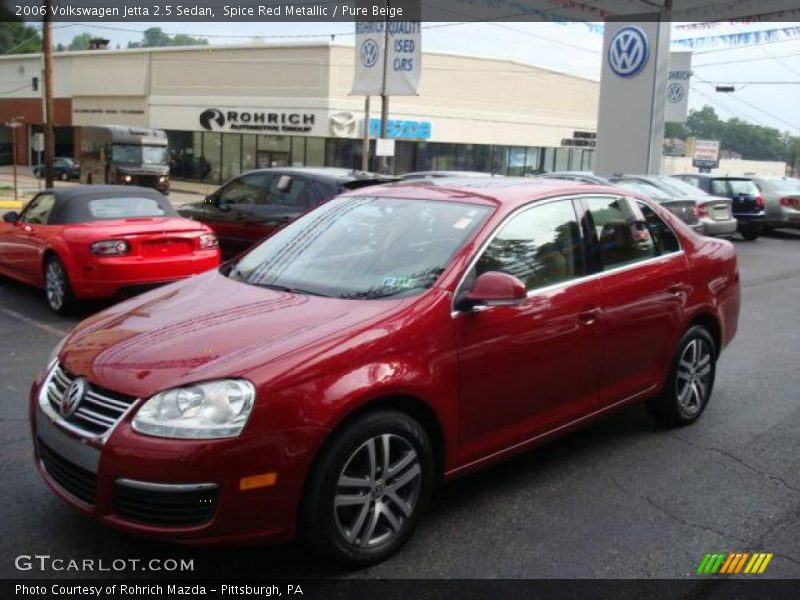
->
xmin=198 ymin=108 xmax=316 ymax=133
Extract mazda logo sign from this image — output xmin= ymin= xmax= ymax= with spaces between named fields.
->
xmin=329 ymin=111 xmax=356 ymax=138
xmin=608 ymin=26 xmax=649 ymax=78
xmin=61 ymin=377 xmax=86 ymax=418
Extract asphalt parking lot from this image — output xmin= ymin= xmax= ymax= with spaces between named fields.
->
xmin=0 ymin=230 xmax=798 ymax=581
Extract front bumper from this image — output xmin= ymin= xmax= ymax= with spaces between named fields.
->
xmin=30 ymin=375 xmax=325 ymax=546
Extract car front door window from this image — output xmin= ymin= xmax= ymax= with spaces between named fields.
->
xmin=583 ymin=196 xmax=657 ymax=271
xmin=219 ymin=174 xmax=271 ymax=205
xmin=20 ymin=194 xmax=56 ymax=225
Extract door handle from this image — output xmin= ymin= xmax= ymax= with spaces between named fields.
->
xmin=577 ymin=306 xmax=601 ymax=325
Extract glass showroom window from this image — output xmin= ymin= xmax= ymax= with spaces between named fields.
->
xmin=306 ymin=137 xmax=325 ymax=167
xmin=221 ymin=133 xmax=242 ymax=182
xmin=202 ymin=131 xmax=222 ymax=184
xmin=241 ymin=134 xmax=257 ymax=172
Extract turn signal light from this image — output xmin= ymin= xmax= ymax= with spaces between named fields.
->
xmin=199 ymin=233 xmax=219 ymax=249
xmin=780 ymin=197 xmax=800 ymax=208
xmin=91 ymin=239 xmax=130 ymax=256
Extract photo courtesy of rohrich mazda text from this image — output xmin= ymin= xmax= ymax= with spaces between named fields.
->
xmin=2 ymin=1 xmax=800 ymax=598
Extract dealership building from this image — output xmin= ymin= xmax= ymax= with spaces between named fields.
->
xmin=0 ymin=41 xmax=599 ymax=183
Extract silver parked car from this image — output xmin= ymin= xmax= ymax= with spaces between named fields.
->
xmin=610 ymin=175 xmax=737 ymax=237
xmin=751 ymin=177 xmax=800 ymax=230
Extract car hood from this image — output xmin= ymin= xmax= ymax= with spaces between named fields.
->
xmin=59 ymin=269 xmax=409 ymax=399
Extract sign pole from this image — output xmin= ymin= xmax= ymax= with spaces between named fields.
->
xmin=43 ymin=0 xmax=56 ymax=189
xmin=11 ymin=122 xmax=18 ymax=202
xmin=362 ymin=95 xmax=371 ymax=172
xmin=379 ymin=4 xmax=390 ymax=174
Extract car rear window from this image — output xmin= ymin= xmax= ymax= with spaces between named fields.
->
xmin=86 ymin=196 xmax=177 ymax=220
xmin=711 ymin=179 xmax=759 ymax=196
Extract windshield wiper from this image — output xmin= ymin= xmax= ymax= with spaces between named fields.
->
xmin=253 ymin=283 xmax=332 ymax=298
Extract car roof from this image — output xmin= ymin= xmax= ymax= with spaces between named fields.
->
xmin=241 ymin=167 xmax=396 ymax=183
xmin=344 ymin=177 xmax=628 ymax=210
xmin=47 ymin=185 xmax=166 ymax=201
xmin=401 ymin=170 xmax=495 ymax=178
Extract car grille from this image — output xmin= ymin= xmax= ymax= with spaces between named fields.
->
xmin=38 ymin=439 xmax=97 ymax=505
xmin=113 ymin=480 xmax=219 ymax=527
xmin=47 ymin=364 xmax=137 ymax=437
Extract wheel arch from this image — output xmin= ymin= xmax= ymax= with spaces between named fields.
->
xmin=687 ymin=311 xmax=722 ymax=356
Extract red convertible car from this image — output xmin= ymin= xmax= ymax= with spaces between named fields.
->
xmin=30 ymin=178 xmax=739 ymax=566
xmin=0 ymin=186 xmax=220 ymax=313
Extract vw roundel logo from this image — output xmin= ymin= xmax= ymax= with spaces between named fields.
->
xmin=61 ymin=377 xmax=86 ymax=418
xmin=360 ymin=38 xmax=380 ymax=68
xmin=667 ymin=82 xmax=685 ymax=103
xmin=608 ymin=26 xmax=649 ymax=78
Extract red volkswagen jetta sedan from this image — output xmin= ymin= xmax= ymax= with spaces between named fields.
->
xmin=30 ymin=178 xmax=740 ymax=566
xmin=0 ymin=186 xmax=220 ymax=314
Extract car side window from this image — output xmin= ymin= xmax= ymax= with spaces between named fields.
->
xmin=637 ymin=202 xmax=680 ymax=254
xmin=474 ymin=199 xmax=584 ymax=292
xmin=583 ymin=196 xmax=657 ymax=270
xmin=265 ymin=175 xmax=310 ymax=208
xmin=218 ymin=173 xmax=271 ymax=205
xmin=20 ymin=193 xmax=56 ymax=225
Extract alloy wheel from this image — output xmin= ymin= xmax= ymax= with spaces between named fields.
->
xmin=334 ymin=433 xmax=422 ymax=549
xmin=675 ymin=338 xmax=713 ymax=416
xmin=46 ymin=259 xmax=65 ymax=311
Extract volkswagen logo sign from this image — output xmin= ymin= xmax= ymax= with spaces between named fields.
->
xmin=667 ymin=82 xmax=685 ymax=103
xmin=61 ymin=377 xmax=86 ymax=418
xmin=329 ymin=111 xmax=356 ymax=138
xmin=360 ymin=38 xmax=380 ymax=69
xmin=608 ymin=26 xmax=649 ymax=78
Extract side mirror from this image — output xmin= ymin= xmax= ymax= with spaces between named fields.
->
xmin=3 ymin=211 xmax=19 ymax=224
xmin=459 ymin=271 xmax=526 ymax=310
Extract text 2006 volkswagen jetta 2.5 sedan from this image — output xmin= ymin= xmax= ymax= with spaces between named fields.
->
xmin=30 ymin=178 xmax=740 ymax=567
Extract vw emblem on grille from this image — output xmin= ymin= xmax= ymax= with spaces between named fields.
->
xmin=61 ymin=377 xmax=86 ymax=418
xmin=360 ymin=38 xmax=380 ymax=68
xmin=608 ymin=26 xmax=649 ymax=78
xmin=667 ymin=82 xmax=685 ymax=103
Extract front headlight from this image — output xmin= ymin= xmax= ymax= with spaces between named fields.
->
xmin=132 ymin=379 xmax=255 ymax=439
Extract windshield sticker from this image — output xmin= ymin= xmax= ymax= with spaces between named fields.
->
xmin=383 ymin=276 xmax=420 ymax=289
xmin=453 ymin=217 xmax=473 ymax=230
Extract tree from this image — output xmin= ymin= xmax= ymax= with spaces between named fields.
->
xmin=0 ymin=19 xmax=42 ymax=54
xmin=68 ymin=33 xmax=93 ymax=51
xmin=127 ymin=27 xmax=208 ymax=48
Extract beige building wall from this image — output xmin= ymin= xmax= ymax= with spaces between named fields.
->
xmin=328 ymin=45 xmax=599 ymax=146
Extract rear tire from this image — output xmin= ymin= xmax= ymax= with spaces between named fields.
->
xmin=299 ymin=410 xmax=435 ymax=568
xmin=740 ymin=225 xmax=762 ymax=241
xmin=44 ymin=255 xmax=75 ymax=315
xmin=647 ymin=325 xmax=717 ymax=427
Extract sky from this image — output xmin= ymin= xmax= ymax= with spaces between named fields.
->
xmin=50 ymin=21 xmax=800 ymax=135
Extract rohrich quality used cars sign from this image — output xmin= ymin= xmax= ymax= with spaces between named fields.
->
xmin=352 ymin=21 xmax=422 ymax=96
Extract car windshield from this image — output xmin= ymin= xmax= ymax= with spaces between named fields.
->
xmin=711 ymin=179 xmax=759 ymax=196
xmin=615 ymin=180 xmax=672 ymax=200
xmin=111 ymin=144 xmax=168 ymax=165
xmin=654 ymin=176 xmax=710 ymax=197
xmin=229 ymin=196 xmax=491 ymax=299
xmin=86 ymin=196 xmax=176 ymax=220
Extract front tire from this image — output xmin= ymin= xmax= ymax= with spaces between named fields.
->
xmin=300 ymin=410 xmax=435 ymax=568
xmin=44 ymin=255 xmax=75 ymax=315
xmin=740 ymin=225 xmax=762 ymax=240
xmin=59 ymin=171 xmax=69 ymax=181
xmin=647 ymin=325 xmax=717 ymax=427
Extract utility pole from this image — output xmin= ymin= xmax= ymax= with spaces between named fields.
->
xmin=5 ymin=118 xmax=24 ymax=202
xmin=43 ymin=0 xmax=55 ymax=189
xmin=379 ymin=7 xmax=390 ymax=174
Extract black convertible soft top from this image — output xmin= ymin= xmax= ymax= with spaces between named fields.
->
xmin=45 ymin=185 xmax=177 ymax=224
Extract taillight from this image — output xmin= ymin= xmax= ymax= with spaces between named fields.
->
xmin=780 ymin=197 xmax=800 ymax=208
xmin=755 ymin=195 xmax=765 ymax=209
xmin=91 ymin=239 xmax=130 ymax=256
xmin=694 ymin=203 xmax=710 ymax=218
xmin=199 ymin=233 xmax=218 ymax=249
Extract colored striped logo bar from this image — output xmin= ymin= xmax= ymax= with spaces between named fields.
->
xmin=697 ymin=552 xmax=773 ymax=574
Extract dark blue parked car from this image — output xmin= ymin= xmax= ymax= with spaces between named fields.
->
xmin=33 ymin=157 xmax=80 ymax=181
